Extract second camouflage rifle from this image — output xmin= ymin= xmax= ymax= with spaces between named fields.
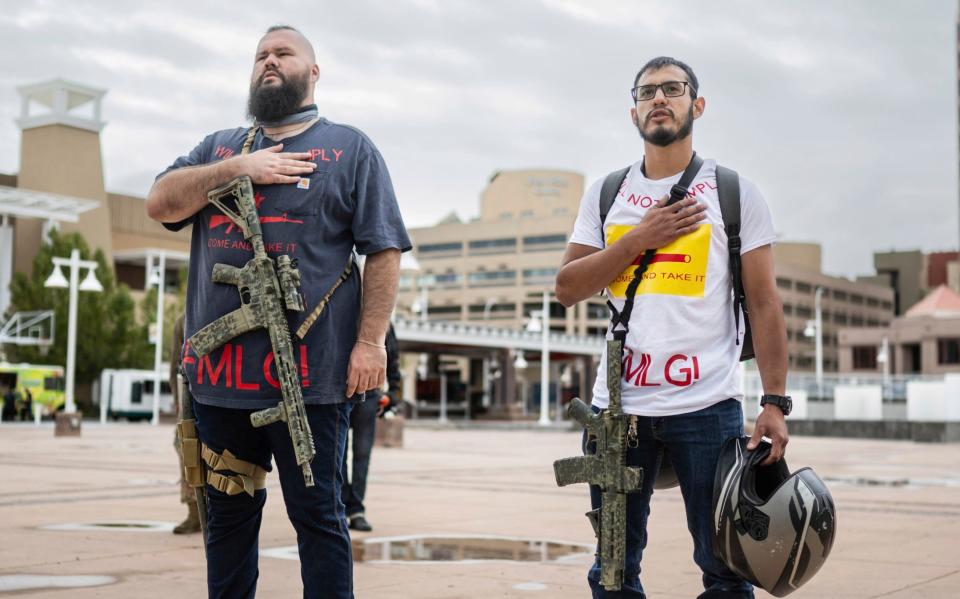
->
xmin=553 ymin=340 xmax=643 ymax=591
xmin=187 ymin=175 xmax=317 ymax=486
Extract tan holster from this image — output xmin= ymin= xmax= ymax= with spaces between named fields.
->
xmin=177 ymin=418 xmax=205 ymax=488
xmin=201 ymin=445 xmax=268 ymax=497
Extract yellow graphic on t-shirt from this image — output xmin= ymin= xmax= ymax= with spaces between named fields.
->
xmin=606 ymin=223 xmax=711 ymax=298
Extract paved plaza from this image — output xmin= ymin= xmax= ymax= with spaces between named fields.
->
xmin=0 ymin=420 xmax=958 ymax=598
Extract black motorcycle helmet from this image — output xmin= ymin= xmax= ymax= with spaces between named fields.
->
xmin=712 ymin=437 xmax=837 ymax=597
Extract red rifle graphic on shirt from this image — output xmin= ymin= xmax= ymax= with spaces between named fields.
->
xmin=207 ymin=191 xmax=304 ymax=233
xmin=209 ymin=213 xmax=304 ymax=234
xmin=632 ymin=253 xmax=692 ymax=266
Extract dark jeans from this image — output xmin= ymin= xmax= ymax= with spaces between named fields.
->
xmin=583 ymin=398 xmax=752 ymax=599
xmin=340 ymin=396 xmax=378 ymax=518
xmin=194 ymin=400 xmax=354 ymax=599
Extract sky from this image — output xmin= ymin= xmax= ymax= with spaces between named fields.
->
xmin=0 ymin=0 xmax=956 ymax=278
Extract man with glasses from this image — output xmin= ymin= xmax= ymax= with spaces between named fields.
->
xmin=555 ymin=56 xmax=790 ymax=598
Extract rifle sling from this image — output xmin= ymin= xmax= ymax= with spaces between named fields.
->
xmin=607 ymin=153 xmax=704 ymax=358
xmin=295 ymin=254 xmax=354 ymax=339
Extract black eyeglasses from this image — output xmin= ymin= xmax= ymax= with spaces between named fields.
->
xmin=631 ymin=81 xmax=691 ymax=102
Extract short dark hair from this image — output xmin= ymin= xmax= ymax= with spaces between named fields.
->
xmin=265 ymin=24 xmax=301 ymax=35
xmin=633 ymin=57 xmax=699 ymax=98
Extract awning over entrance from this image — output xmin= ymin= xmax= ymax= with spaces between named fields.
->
xmin=0 ymin=185 xmax=99 ymax=221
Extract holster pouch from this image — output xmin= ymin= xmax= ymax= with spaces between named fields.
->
xmin=178 ymin=419 xmax=204 ymax=488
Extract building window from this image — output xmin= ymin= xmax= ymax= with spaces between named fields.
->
xmin=523 ymin=268 xmax=558 ymax=284
xmin=796 ymin=305 xmax=812 ymax=318
xmin=418 ymin=273 xmax=462 ymax=287
xmin=834 ymin=312 xmax=848 ymax=325
xmin=468 ymin=270 xmax=517 ymax=286
xmin=468 ymin=302 xmax=516 ymax=318
xmin=852 ymin=346 xmax=878 ymax=370
xmin=866 ymin=297 xmax=879 ymax=307
xmin=468 ymin=238 xmax=517 ymax=253
xmin=850 ymin=293 xmax=864 ymax=305
xmin=938 ymin=338 xmax=960 ymax=365
xmin=428 ymin=305 xmax=462 ymax=316
xmin=795 ymin=282 xmax=812 ymax=293
xmin=523 ymin=301 xmax=566 ymax=318
xmin=782 ymin=303 xmax=794 ymax=315
xmin=586 ymin=326 xmax=607 ymax=337
xmin=850 ymin=315 xmax=864 ymax=326
xmin=776 ymin=277 xmax=792 ymax=290
xmin=832 ymin=289 xmax=848 ymax=301
xmin=586 ymin=303 xmax=608 ymax=319
xmin=523 ymin=234 xmax=567 ymax=247
xmin=418 ymin=242 xmax=463 ymax=254
xmin=880 ymin=300 xmax=893 ymax=311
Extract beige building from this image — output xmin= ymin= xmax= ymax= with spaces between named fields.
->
xmin=773 ymin=245 xmax=894 ymax=372
xmin=0 ymin=79 xmax=189 ymax=315
xmin=839 ymin=285 xmax=960 ymax=375
xmin=402 ymin=181 xmax=896 ymax=374
xmin=399 ymin=169 xmax=610 ymax=337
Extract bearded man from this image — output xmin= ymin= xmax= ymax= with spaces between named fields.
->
xmin=146 ymin=25 xmax=410 ymax=599
xmin=556 ymin=56 xmax=790 ymax=598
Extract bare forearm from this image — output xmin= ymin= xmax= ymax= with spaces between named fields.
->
xmin=556 ymin=240 xmax=643 ymax=307
xmin=145 ymin=158 xmax=246 ymax=223
xmin=358 ymin=249 xmax=401 ymax=345
xmin=748 ymin=294 xmax=788 ymax=395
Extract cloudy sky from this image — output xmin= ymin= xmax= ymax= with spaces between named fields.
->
xmin=0 ymin=0 xmax=956 ymax=277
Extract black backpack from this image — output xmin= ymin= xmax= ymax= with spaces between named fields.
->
xmin=598 ymin=164 xmax=754 ymax=361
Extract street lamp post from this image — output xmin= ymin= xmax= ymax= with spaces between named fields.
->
xmin=526 ymin=290 xmax=551 ymax=426
xmin=814 ymin=286 xmax=824 ymax=400
xmin=147 ymin=252 xmax=167 ymax=425
xmin=44 ymin=249 xmax=103 ymax=415
xmin=804 ymin=287 xmax=825 ymax=400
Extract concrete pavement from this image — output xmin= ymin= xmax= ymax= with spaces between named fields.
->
xmin=0 ymin=421 xmax=958 ymax=598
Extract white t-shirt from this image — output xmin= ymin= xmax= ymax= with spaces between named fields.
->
xmin=569 ymin=158 xmax=776 ymax=417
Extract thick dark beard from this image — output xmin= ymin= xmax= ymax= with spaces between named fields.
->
xmin=637 ymin=104 xmax=694 ymax=147
xmin=247 ymin=69 xmax=310 ymax=123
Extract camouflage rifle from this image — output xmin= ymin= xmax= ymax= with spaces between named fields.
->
xmin=187 ymin=176 xmax=316 ymax=487
xmin=553 ymin=337 xmax=643 ymax=591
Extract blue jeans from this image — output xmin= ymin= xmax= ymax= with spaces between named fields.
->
xmin=194 ymin=401 xmax=354 ymax=599
xmin=340 ymin=396 xmax=378 ymax=518
xmin=583 ymin=398 xmax=752 ymax=599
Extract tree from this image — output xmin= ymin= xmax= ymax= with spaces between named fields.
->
xmin=3 ymin=231 xmax=153 ymax=387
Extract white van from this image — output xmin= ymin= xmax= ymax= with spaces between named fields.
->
xmin=98 ymin=369 xmax=174 ymax=421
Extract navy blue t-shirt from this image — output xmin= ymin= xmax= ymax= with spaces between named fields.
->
xmin=159 ymin=118 xmax=411 ymax=409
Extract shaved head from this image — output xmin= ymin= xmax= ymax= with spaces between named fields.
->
xmin=262 ymin=25 xmax=316 ymax=65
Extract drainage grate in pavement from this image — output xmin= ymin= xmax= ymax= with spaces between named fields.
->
xmin=41 ymin=520 xmax=174 ymax=533
xmin=264 ymin=535 xmax=595 ymax=564
xmin=513 ymin=582 xmax=548 ymax=591
xmin=824 ymin=475 xmax=960 ymax=488
xmin=0 ymin=575 xmax=116 ymax=593
xmin=353 ymin=535 xmax=594 ymax=563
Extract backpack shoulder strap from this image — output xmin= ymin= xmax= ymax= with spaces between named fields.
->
xmin=715 ymin=165 xmax=741 ymax=240
xmin=599 ymin=167 xmax=631 ymax=243
xmin=715 ymin=165 xmax=753 ymax=359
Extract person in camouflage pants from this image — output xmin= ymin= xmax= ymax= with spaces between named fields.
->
xmin=170 ymin=312 xmax=201 ymax=534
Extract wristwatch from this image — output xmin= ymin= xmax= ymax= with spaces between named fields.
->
xmin=760 ymin=394 xmax=793 ymax=416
